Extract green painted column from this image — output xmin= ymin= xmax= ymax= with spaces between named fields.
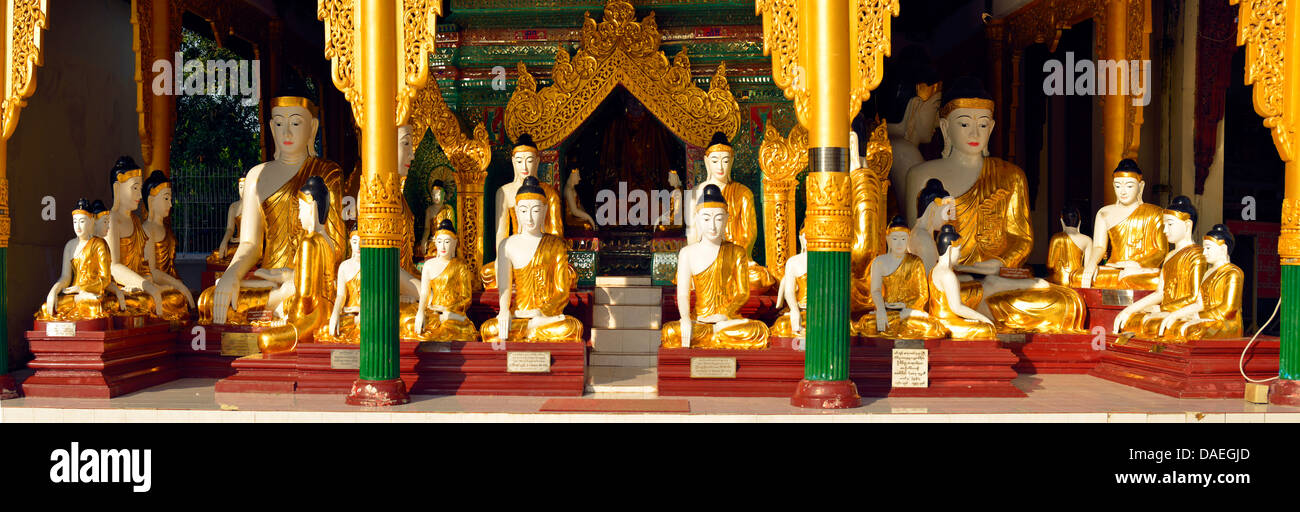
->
xmin=0 ymin=247 xmax=15 ymax=399
xmin=806 ymin=250 xmax=850 ymax=381
xmin=1281 ymin=265 xmax=1299 ymax=381
xmin=359 ymin=247 xmax=400 ymax=382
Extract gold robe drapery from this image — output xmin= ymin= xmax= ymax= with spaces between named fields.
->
xmin=1091 ymin=203 xmax=1167 ymax=289
xmin=481 ymin=182 xmax=565 ymax=289
xmin=314 ymin=272 xmax=360 ymax=344
xmin=402 ymin=258 xmax=478 ymax=342
xmin=1046 ymin=232 xmax=1086 ymax=287
xmin=1159 ymin=264 xmax=1244 ymax=342
xmin=984 ymin=284 xmax=1088 ymax=334
xmin=111 ymin=213 xmax=190 ymax=320
xmin=259 ymin=232 xmax=337 ymax=354
xmin=852 ymin=254 xmax=946 ymax=339
xmin=929 ymin=277 xmax=996 ymax=341
xmin=661 ymin=242 xmax=769 ymax=349
xmin=480 ymin=234 xmax=583 ymax=342
xmin=952 ymin=158 xmax=1033 ymax=268
xmin=1122 ymin=244 xmax=1207 ymax=336
xmin=36 ymin=238 xmax=114 ymax=321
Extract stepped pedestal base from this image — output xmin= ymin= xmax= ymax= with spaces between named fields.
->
xmin=1074 ymin=288 xmax=1152 ymax=333
xmin=296 ymin=341 xmax=419 ymax=394
xmin=23 ymin=318 xmax=179 ymax=399
xmin=1089 ymin=335 xmax=1281 ymax=398
xmin=410 ymin=341 xmax=587 ymax=396
xmin=1001 ymin=333 xmax=1103 ymax=374
xmin=346 ymin=378 xmax=410 ymax=406
xmin=1270 ymin=379 xmax=1300 ymax=406
xmin=175 ymin=323 xmax=259 ymax=379
xmin=657 ymin=337 xmax=804 ymax=397
xmin=850 ymin=337 xmax=1025 ymax=397
xmin=790 ymin=379 xmax=861 ymax=408
xmin=214 ymin=352 xmax=298 ymax=394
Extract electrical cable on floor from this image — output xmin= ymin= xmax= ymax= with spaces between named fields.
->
xmin=1240 ymin=299 xmax=1282 ymax=383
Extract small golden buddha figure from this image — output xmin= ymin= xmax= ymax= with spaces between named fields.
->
xmin=562 ymin=168 xmax=596 ymax=231
xmin=103 ymin=157 xmax=170 ymax=318
xmin=771 ymin=231 xmax=808 ymax=338
xmin=480 ymin=176 xmax=583 ymax=343
xmin=316 ymin=229 xmax=362 ymax=343
xmin=141 ymin=171 xmax=195 ymax=319
xmin=256 ymin=176 xmax=339 ymax=354
xmin=853 ymin=217 xmax=945 ymax=339
xmin=90 ymin=200 xmax=128 ymax=311
xmin=879 ymin=46 xmax=942 ymax=213
xmin=36 ymin=200 xmax=114 ymax=321
xmin=927 ymin=225 xmax=996 ymax=340
xmin=686 ymin=131 xmax=774 ymax=292
xmin=653 ymin=169 xmax=684 ymax=233
xmin=482 ymin=133 xmax=564 ymax=289
xmin=405 ymin=220 xmax=478 ymax=342
xmin=980 ymin=276 xmax=1089 ymax=335
xmin=206 ymin=177 xmax=245 ymax=266
xmin=1046 ymin=206 xmax=1092 ymax=287
xmin=662 ymin=184 xmax=769 ymax=349
xmin=1153 ymin=224 xmax=1244 ymax=341
xmin=1081 ymin=159 xmax=1167 ymax=289
xmin=1114 ymin=196 xmax=1208 ymax=336
xmin=199 ymin=86 xmax=346 ymax=325
xmin=904 ymin=77 xmax=1032 ymax=273
xmin=419 ymin=179 xmax=455 ymax=258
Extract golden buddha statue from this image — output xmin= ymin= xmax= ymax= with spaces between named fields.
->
xmin=771 ymin=231 xmax=808 ymax=338
xmin=405 ymin=219 xmax=479 ymax=342
xmin=562 ymin=168 xmax=596 ymax=231
xmin=904 ymin=77 xmax=1032 ymax=273
xmin=482 ymin=133 xmax=564 ymax=289
xmin=199 ymin=88 xmax=346 ymax=325
xmin=1081 ymin=159 xmax=1166 ymax=289
xmin=480 ymin=176 xmax=583 ymax=343
xmin=879 ymin=46 xmax=942 ymax=215
xmin=419 ymin=179 xmax=455 ymax=258
xmin=662 ymin=184 xmax=769 ymax=349
xmin=853 ymin=217 xmax=945 ymax=339
xmin=141 ymin=171 xmax=195 ymax=318
xmin=1153 ymin=224 xmax=1244 ymax=341
xmin=847 ymin=127 xmax=893 ymax=314
xmin=1114 ymin=197 xmax=1208 ymax=337
xmin=927 ymin=225 xmax=997 ymax=340
xmin=653 ymin=169 xmax=684 ymax=233
xmin=103 ymin=157 xmax=180 ymax=319
xmin=36 ymin=200 xmax=114 ymax=321
xmin=907 ymin=179 xmax=956 ymax=275
xmin=395 ymin=124 xmax=421 ymax=296
xmin=256 ymin=176 xmax=339 ymax=354
xmin=1046 ymin=206 xmax=1091 ymax=287
xmin=686 ymin=131 xmax=774 ymax=292
xmin=316 ymin=229 xmax=362 ymax=343
xmin=89 ymin=200 xmax=128 ymax=311
xmin=206 ymin=177 xmax=245 ymax=266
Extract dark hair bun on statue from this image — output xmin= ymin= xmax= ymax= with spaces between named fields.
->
xmin=437 ymin=218 xmax=456 ymax=234
xmin=299 ymin=175 xmax=330 ymax=225
xmin=700 ymin=183 xmax=726 ymax=206
xmin=1167 ymin=195 xmax=1198 ymax=227
xmin=946 ymin=76 xmax=992 ymax=102
xmin=110 ymin=156 xmax=140 ymax=181
xmin=1114 ymin=158 xmax=1142 ymax=176
xmin=936 ymin=224 xmax=961 ymax=256
xmin=1206 ymin=223 xmax=1235 ymax=254
xmin=514 ymin=133 xmax=535 ymax=149
xmin=888 ymin=215 xmax=907 ymax=230
xmin=430 ymin=179 xmax=445 ymax=190
xmin=518 ymin=175 xmax=544 ymax=198
xmin=142 ymin=170 xmax=170 ymax=208
xmin=1060 ymin=206 xmax=1081 ymax=228
xmin=90 ymin=199 xmax=108 ymax=215
xmin=917 ymin=178 xmax=950 ymax=218
xmin=708 ymin=131 xmax=730 ymax=148
xmin=74 ymin=198 xmax=91 ymax=214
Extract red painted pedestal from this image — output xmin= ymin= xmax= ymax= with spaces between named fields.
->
xmin=214 ymin=351 xmax=298 ymax=394
xmin=1270 ymin=379 xmax=1300 ymax=406
xmin=23 ymin=318 xmax=179 ymax=399
xmin=1001 ymin=333 xmax=1104 ymax=374
xmin=470 ymin=290 xmax=594 ymax=341
xmin=1074 ymin=288 xmax=1152 ymax=333
xmin=410 ymin=341 xmax=587 ymax=396
xmin=296 ymin=341 xmax=420 ymax=394
xmin=1089 ymin=335 xmax=1281 ymax=398
xmin=657 ymin=336 xmax=805 ymax=397
xmin=174 ymin=323 xmax=250 ymax=379
xmin=850 ymin=337 xmax=1025 ymax=397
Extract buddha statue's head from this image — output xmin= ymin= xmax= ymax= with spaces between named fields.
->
xmin=916 ymin=178 xmax=954 ymax=230
xmin=91 ymin=200 xmax=110 ymax=238
xmin=1162 ymin=196 xmax=1198 ymax=244
xmin=433 ymin=219 xmax=458 ymax=259
xmin=511 ymin=133 xmax=540 ymax=182
xmin=110 ymin=156 xmax=144 ymax=211
xmin=398 ymin=124 xmax=414 ymax=176
xmin=935 ymin=224 xmax=962 ymax=267
xmin=1111 ymin=159 xmax=1145 ymax=206
xmin=71 ymin=199 xmax=93 ymax=241
xmin=937 ymin=77 xmax=995 ymax=159
xmin=567 ymin=168 xmax=581 ymax=187
xmin=237 ymin=177 xmax=247 ymax=198
xmin=348 ymin=227 xmax=360 ymax=260
xmin=143 ymin=170 xmax=173 ymax=220
xmin=704 ymin=132 xmax=733 ymax=184
xmin=695 ymin=184 xmax=728 ymax=244
xmin=428 ymin=179 xmax=445 ymax=206
xmin=1060 ymin=206 xmax=1082 ymax=233
xmin=515 ymin=176 xmax=547 ymax=236
xmin=668 ymin=169 xmax=681 ymax=189
xmin=270 ymin=87 xmax=320 ymax=162
xmin=798 ymin=228 xmax=807 ymax=253
xmin=297 ymin=176 xmax=330 ymax=235
xmin=886 ymin=215 xmax=910 ymax=255
xmin=1203 ymin=224 xmax=1234 ymax=266
xmin=879 ymin=46 xmax=942 ymax=144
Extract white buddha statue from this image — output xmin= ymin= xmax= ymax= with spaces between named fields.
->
xmin=481 ymin=133 xmax=564 ymax=289
xmin=878 ymin=46 xmax=942 ymax=212
xmin=1080 ymin=159 xmax=1167 ymax=289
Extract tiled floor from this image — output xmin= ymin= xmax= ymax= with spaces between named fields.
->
xmin=3 ymin=372 xmax=1300 ymax=422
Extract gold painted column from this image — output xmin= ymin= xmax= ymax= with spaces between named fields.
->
xmin=451 ymin=136 xmax=489 ymax=291
xmin=1099 ymin=0 xmax=1127 ymax=206
xmin=130 ymin=0 xmax=175 ymax=174
xmin=759 ymin=121 xmax=808 ymax=282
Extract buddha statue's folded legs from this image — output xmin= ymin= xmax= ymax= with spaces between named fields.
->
xmin=852 ymin=310 xmax=946 ymax=339
xmin=660 ymin=319 xmax=769 ymax=349
xmin=480 ymin=314 xmax=583 ymax=343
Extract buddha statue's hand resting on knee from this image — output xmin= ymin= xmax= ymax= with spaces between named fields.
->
xmin=1154 ymin=224 xmax=1243 ymax=341
xmin=37 ymin=199 xmax=114 ymax=322
xmin=405 ymin=220 xmax=477 ymax=342
xmin=1080 ymin=159 xmax=1166 ymax=289
xmin=853 ymin=216 xmax=945 ymax=339
xmin=1113 ymin=197 xmax=1207 ymax=336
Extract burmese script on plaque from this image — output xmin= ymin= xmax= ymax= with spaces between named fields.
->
xmin=891 ymin=348 xmax=928 ymax=388
xmin=690 ymin=357 xmax=737 ymax=379
xmin=220 ymin=332 xmax=260 ymax=357
xmin=45 ymin=322 xmax=76 ymax=337
xmin=507 ymin=351 xmax=551 ymax=373
xmin=330 ymin=349 xmax=361 ymax=370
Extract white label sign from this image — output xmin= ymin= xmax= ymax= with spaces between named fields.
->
xmin=507 ymin=351 xmax=551 ymax=373
xmin=45 ymin=322 xmax=76 ymax=337
xmin=330 ymin=349 xmax=361 ymax=370
xmin=891 ymin=348 xmax=928 ymax=388
xmin=690 ymin=357 xmax=737 ymax=379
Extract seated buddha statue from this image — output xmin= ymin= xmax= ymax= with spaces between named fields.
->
xmin=419 ymin=179 xmax=455 ymax=258
xmin=141 ymin=171 xmax=195 ymax=317
xmin=1114 ymin=196 xmax=1208 ymax=337
xmin=480 ymin=176 xmax=583 ymax=343
xmin=405 ymin=219 xmax=478 ymax=342
xmin=853 ymin=216 xmax=945 ymax=339
xmin=927 ymin=225 xmax=997 ymax=340
xmin=199 ymin=87 xmax=346 ymax=325
xmin=103 ymin=157 xmax=176 ymax=319
xmin=317 ymin=229 xmax=362 ymax=343
xmin=89 ymin=200 xmax=128 ymax=311
xmin=879 ymin=45 xmax=942 ymax=214
xmin=771 ymin=231 xmax=808 ymax=338
xmin=1046 ymin=206 xmax=1092 ymax=287
xmin=847 ymin=128 xmax=894 ymax=314
xmin=662 ymin=184 xmax=769 ymax=349
xmin=481 ymin=133 xmax=564 ymax=289
xmin=562 ymin=168 xmax=596 ymax=231
xmin=206 ymin=177 xmax=245 ymax=266
xmin=907 ymin=179 xmax=956 ymax=275
xmin=1154 ymin=224 xmax=1244 ymax=341
xmin=256 ymin=176 xmax=339 ymax=354
xmin=1080 ymin=159 xmax=1166 ymax=289
xmin=653 ymin=169 xmax=684 ymax=233
xmin=904 ymin=77 xmax=1032 ymax=275
xmin=686 ymin=131 xmax=775 ymax=293
xmin=36 ymin=200 xmax=114 ymax=321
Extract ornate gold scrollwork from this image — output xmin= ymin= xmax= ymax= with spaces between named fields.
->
xmin=804 ymin=171 xmax=853 ymax=252
xmin=850 ymin=120 xmax=891 ymax=275
xmin=504 ymin=0 xmax=741 ymax=149
xmin=1282 ymin=198 xmax=1300 ymax=264
xmin=3 ymin=0 xmax=48 ymax=141
xmin=358 ymin=170 xmax=407 ymax=249
xmin=1233 ymin=0 xmax=1295 ymax=164
xmin=849 ymin=0 xmax=900 ymax=121
xmin=760 ymin=121 xmax=808 ymax=279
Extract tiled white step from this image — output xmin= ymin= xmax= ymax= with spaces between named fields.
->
xmin=590 ymin=354 xmax=657 ymax=367
xmin=593 ymin=305 xmax=662 ymax=329
xmin=594 ymin=286 xmax=662 ymax=306
xmin=594 ymin=276 xmax=652 ymax=286
xmin=586 ymin=366 xmax=658 ymax=394
xmin=591 ymin=328 xmax=661 ymax=354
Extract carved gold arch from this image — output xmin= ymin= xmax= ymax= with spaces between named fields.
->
xmin=505 ymin=0 xmax=741 ymax=150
